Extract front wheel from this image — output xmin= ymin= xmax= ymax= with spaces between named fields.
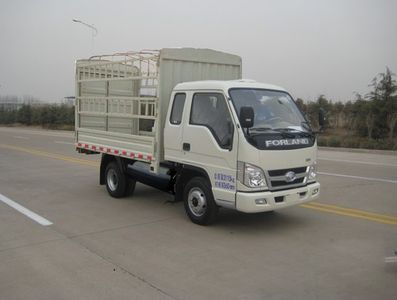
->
xmin=183 ymin=177 xmax=219 ymax=225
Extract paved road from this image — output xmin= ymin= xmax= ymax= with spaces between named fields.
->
xmin=0 ymin=127 xmax=396 ymax=299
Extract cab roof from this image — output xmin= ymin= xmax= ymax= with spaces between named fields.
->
xmin=173 ymin=79 xmax=287 ymax=93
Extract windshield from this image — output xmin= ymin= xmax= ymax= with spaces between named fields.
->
xmin=229 ymin=88 xmax=309 ymax=132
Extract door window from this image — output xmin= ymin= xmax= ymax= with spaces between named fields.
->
xmin=190 ymin=93 xmax=233 ymax=149
xmin=170 ymin=93 xmax=186 ymax=125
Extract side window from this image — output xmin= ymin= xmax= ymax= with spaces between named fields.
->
xmin=170 ymin=93 xmax=186 ymax=125
xmin=190 ymin=93 xmax=233 ymax=149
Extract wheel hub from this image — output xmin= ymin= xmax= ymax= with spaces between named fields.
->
xmin=188 ymin=188 xmax=207 ymax=217
xmin=107 ymin=169 xmax=118 ymax=191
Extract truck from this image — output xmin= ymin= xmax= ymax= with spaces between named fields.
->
xmin=75 ymin=48 xmax=320 ymax=225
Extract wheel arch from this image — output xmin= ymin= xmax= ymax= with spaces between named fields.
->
xmin=174 ymin=164 xmax=211 ymax=202
xmin=100 ymin=154 xmax=128 ymax=185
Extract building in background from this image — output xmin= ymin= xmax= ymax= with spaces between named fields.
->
xmin=63 ymin=96 xmax=75 ymax=107
xmin=0 ymin=96 xmax=42 ymax=111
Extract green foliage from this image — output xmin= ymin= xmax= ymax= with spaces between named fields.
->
xmin=17 ymin=104 xmax=32 ymax=125
xmin=342 ymin=138 xmax=360 ymax=149
xmin=300 ymin=67 xmax=397 ymax=142
xmin=317 ymin=135 xmax=397 ymax=150
xmin=0 ymin=104 xmax=74 ymax=129
xmin=0 ymin=108 xmax=16 ymax=124
xmin=327 ymin=137 xmax=341 ymax=147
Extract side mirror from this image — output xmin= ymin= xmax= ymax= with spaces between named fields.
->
xmin=239 ymin=106 xmax=254 ymax=128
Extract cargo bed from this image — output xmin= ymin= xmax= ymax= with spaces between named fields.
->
xmin=75 ymin=48 xmax=242 ymax=172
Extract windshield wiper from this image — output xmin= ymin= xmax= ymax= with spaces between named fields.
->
xmin=250 ymin=127 xmax=274 ymax=132
xmin=273 ymin=127 xmax=313 ymax=138
xmin=249 ymin=126 xmax=313 ymax=139
xmin=250 ymin=127 xmax=296 ymax=138
xmin=248 ymin=127 xmax=275 ymax=137
xmin=271 ymin=128 xmax=296 ymax=138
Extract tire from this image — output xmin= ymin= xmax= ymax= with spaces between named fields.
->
xmin=126 ymin=179 xmax=136 ymax=196
xmin=183 ymin=177 xmax=219 ymax=225
xmin=105 ymin=161 xmax=134 ymax=198
xmin=257 ymin=210 xmax=274 ymax=215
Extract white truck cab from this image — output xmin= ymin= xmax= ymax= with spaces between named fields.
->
xmin=164 ymin=80 xmax=320 ymax=216
xmin=75 ymin=48 xmax=320 ymax=225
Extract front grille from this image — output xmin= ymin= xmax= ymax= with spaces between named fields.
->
xmin=266 ymin=166 xmax=308 ymax=190
xmin=271 ymin=177 xmax=305 ymax=187
xmin=268 ymin=167 xmax=307 ymax=177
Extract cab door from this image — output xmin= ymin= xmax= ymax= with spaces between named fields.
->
xmin=181 ymin=91 xmax=238 ymax=207
xmin=164 ymin=92 xmax=187 ymax=162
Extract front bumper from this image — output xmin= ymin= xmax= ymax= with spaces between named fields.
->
xmin=236 ymin=182 xmax=320 ymax=213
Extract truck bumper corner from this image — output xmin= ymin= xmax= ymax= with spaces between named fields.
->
xmin=236 ymin=182 xmax=320 ymax=213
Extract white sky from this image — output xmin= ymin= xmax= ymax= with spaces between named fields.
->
xmin=0 ymin=0 xmax=396 ymax=102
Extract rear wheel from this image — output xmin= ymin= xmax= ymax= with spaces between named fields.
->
xmin=105 ymin=162 xmax=135 ymax=198
xmin=183 ymin=177 xmax=218 ymax=225
xmin=126 ymin=179 xmax=136 ymax=196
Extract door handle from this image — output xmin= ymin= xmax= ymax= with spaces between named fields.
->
xmin=183 ymin=143 xmax=190 ymax=151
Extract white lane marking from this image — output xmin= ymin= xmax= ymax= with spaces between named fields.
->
xmin=13 ymin=136 xmax=30 ymax=140
xmin=54 ymin=141 xmax=74 ymax=145
xmin=318 ymin=172 xmax=397 ymax=184
xmin=319 ymin=157 xmax=397 ymax=167
xmin=385 ymin=256 xmax=397 ymax=263
xmin=0 ymin=193 xmax=53 ymax=226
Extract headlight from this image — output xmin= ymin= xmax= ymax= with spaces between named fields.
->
xmin=308 ymin=162 xmax=317 ymax=182
xmin=238 ymin=162 xmax=267 ymax=188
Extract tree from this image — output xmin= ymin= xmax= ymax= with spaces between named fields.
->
xmin=317 ymin=95 xmax=331 ymax=130
xmin=369 ymin=67 xmax=397 ymax=102
xmin=17 ymin=104 xmax=32 ymax=125
xmin=295 ymin=98 xmax=306 ymax=113
xmin=386 ymin=95 xmax=397 ymax=139
xmin=365 ymin=107 xmax=375 ymax=140
xmin=350 ymin=95 xmax=368 ymax=137
xmin=366 ymin=67 xmax=397 ymax=139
